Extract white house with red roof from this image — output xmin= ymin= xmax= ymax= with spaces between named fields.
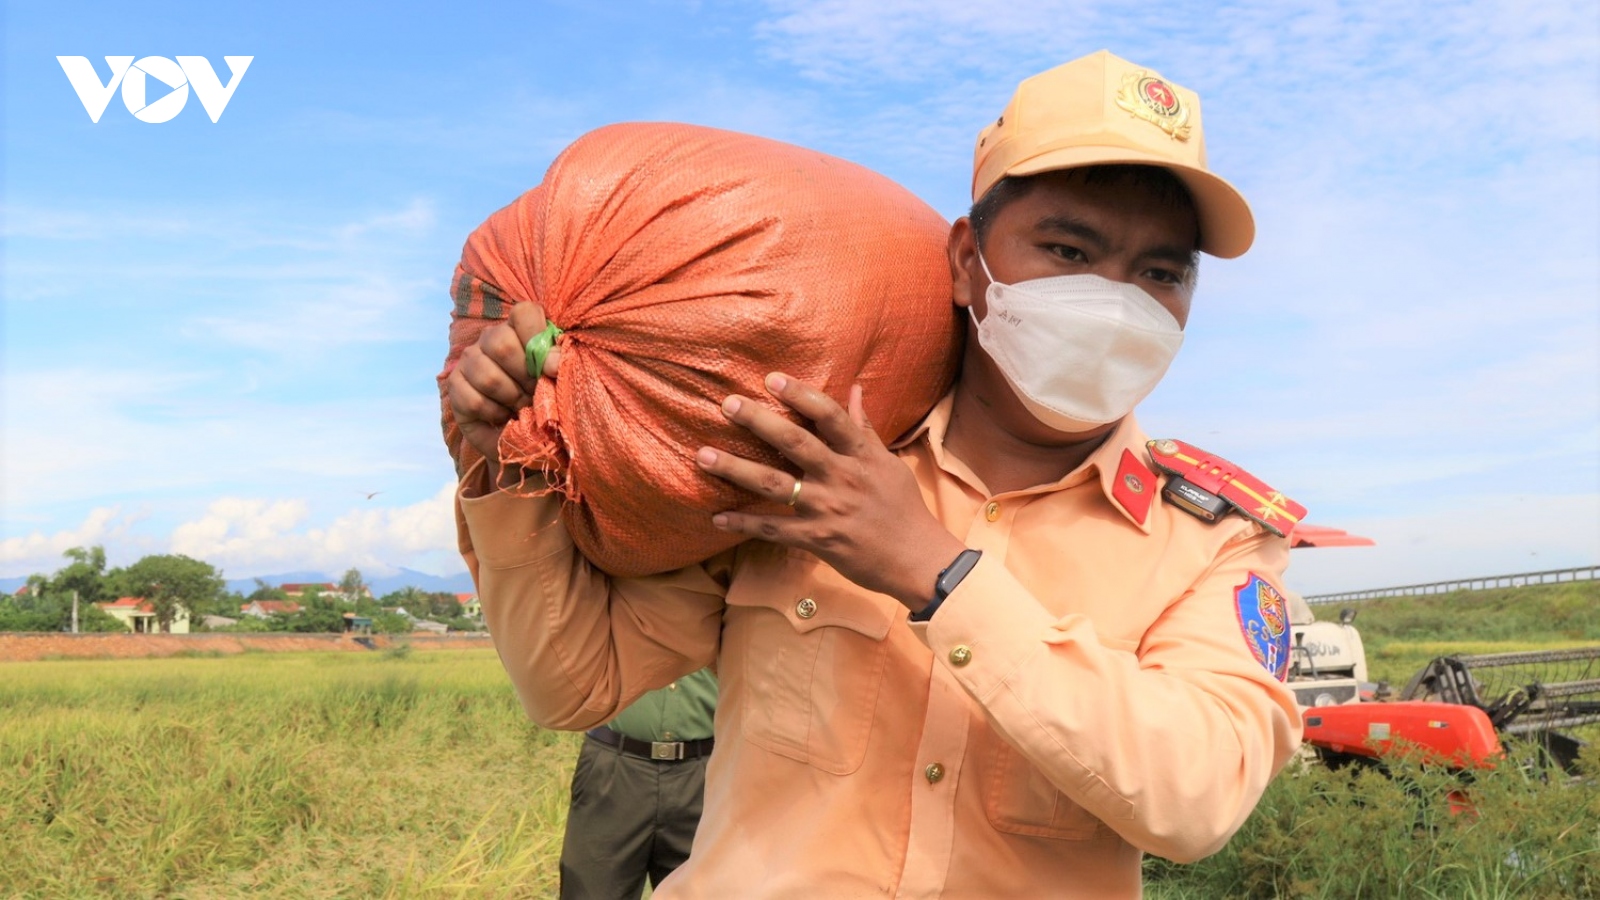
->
xmin=456 ymin=593 xmax=480 ymax=618
xmin=97 ymin=597 xmax=191 ymax=634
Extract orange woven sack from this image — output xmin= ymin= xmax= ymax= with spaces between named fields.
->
xmin=439 ymin=122 xmax=961 ymax=577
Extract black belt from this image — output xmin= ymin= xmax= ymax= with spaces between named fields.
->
xmin=586 ymin=726 xmax=714 ymax=762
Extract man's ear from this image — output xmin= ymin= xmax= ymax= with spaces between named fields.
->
xmin=948 ymin=217 xmax=978 ymax=310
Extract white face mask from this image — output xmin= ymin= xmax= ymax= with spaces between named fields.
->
xmin=973 ymin=253 xmax=1185 ymax=433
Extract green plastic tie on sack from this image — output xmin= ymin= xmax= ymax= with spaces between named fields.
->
xmin=524 ymin=322 xmax=564 ymax=379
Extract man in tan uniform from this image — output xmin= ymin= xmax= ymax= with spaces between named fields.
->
xmin=446 ymin=50 xmax=1303 ymax=898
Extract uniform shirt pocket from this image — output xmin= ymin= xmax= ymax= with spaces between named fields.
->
xmin=978 ymin=729 xmax=1105 ymax=841
xmin=976 ymin=635 xmax=1141 ymax=841
xmin=724 ymin=547 xmax=897 ymax=775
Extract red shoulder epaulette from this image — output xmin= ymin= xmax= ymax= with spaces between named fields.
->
xmin=1146 ymin=439 xmax=1306 ymax=537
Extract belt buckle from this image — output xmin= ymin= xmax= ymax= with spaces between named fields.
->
xmin=651 ymin=741 xmax=685 ymax=761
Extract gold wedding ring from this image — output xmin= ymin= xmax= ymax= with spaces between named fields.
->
xmin=787 ymin=478 xmax=803 ymax=507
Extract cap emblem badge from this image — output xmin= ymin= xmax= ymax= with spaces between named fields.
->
xmin=1116 ymin=72 xmax=1192 ymax=141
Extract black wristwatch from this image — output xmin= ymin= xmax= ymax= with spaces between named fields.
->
xmin=910 ymin=549 xmax=982 ymax=623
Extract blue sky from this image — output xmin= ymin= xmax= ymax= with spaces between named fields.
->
xmin=3 ymin=0 xmax=1597 ymax=594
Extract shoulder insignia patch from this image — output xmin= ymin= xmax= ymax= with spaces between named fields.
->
xmin=1146 ymin=439 xmax=1306 ymax=536
xmin=1235 ymin=573 xmax=1291 ymax=681
xmin=1111 ymin=448 xmax=1155 ymax=526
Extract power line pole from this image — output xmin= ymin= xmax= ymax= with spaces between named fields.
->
xmin=71 ymin=590 xmax=79 ymax=634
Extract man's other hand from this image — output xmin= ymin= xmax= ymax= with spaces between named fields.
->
xmin=697 ymin=373 xmax=965 ymax=611
xmin=446 ymin=302 xmax=563 ymax=465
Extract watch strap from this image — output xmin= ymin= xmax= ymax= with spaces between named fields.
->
xmin=911 ymin=548 xmax=982 ymax=623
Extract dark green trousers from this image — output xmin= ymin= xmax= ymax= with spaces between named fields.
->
xmin=559 ymin=733 xmax=708 ymax=900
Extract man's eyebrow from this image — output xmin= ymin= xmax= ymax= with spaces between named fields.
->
xmin=1035 ymin=215 xmax=1198 ymax=270
xmin=1030 ymin=217 xmax=1196 ymax=265
xmin=1032 ymin=215 xmax=1107 ymax=249
xmin=1141 ymin=244 xmax=1199 ymax=270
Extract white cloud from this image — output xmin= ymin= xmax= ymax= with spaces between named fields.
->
xmin=167 ymin=482 xmax=461 ymax=577
xmin=286 ymin=89 xmax=594 ymax=173
xmin=756 ymin=0 xmax=1093 ymax=84
xmin=0 ymin=507 xmax=132 ymax=572
xmin=184 ymin=271 xmax=438 ymax=351
xmin=169 ymin=498 xmax=310 ymax=556
xmin=756 ymin=0 xmax=1599 ymax=107
xmin=4 ymin=196 xmax=435 ymax=246
xmin=333 ymin=198 xmax=436 ymax=241
xmin=1 ymin=486 xmax=464 ymax=580
xmin=0 ymin=205 xmax=199 ymax=241
xmin=4 ymin=197 xmax=448 ymax=352
xmin=0 ymin=364 xmax=452 ymax=512
xmin=751 ymin=0 xmax=1600 ymax=201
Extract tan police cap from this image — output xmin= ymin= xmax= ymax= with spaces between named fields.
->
xmin=972 ymin=50 xmax=1255 ymax=258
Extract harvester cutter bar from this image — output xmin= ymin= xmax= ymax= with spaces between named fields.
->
xmin=1400 ymin=645 xmax=1599 ymax=743
xmin=1533 ymin=678 xmax=1600 ymax=700
xmin=1450 ymin=647 xmax=1600 ymax=669
xmin=1501 ymin=712 xmax=1600 ymax=735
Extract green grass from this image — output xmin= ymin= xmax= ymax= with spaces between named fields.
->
xmin=0 ymin=650 xmax=574 ymax=898
xmin=1366 ymin=639 xmax=1599 ymax=693
xmin=3 ymin=581 xmax=1596 ymax=898
xmin=1144 ymin=580 xmax=1600 ymax=898
xmin=1144 ymin=744 xmax=1600 ymax=899
xmin=1322 ymin=581 xmax=1600 ymax=687
xmin=1336 ymin=581 xmax=1599 ymax=644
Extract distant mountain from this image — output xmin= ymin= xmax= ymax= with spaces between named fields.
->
xmin=225 ymin=568 xmax=475 ymax=597
xmin=368 ymin=569 xmax=476 ymax=596
xmin=224 ymin=571 xmax=328 ymax=595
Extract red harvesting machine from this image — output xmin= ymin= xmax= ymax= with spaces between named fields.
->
xmin=1301 ymin=647 xmax=1600 ymax=774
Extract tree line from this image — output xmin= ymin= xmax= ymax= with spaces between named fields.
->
xmin=0 ymin=546 xmax=479 ymax=635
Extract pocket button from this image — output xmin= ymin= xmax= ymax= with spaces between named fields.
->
xmin=795 ymin=597 xmax=818 ymax=619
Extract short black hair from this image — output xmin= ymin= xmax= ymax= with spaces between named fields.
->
xmin=969 ymin=165 xmax=1200 ymax=251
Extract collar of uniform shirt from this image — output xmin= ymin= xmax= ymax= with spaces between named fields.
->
xmin=892 ymin=389 xmax=1154 ymax=534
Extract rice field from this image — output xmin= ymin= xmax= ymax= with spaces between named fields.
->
xmin=1 ymin=649 xmax=574 ymax=898
xmin=3 ymin=580 xmax=1597 ymax=898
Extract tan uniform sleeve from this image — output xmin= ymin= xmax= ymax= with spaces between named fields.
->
xmin=924 ymin=528 xmax=1302 ymax=863
xmin=456 ymin=461 xmax=728 ymax=730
